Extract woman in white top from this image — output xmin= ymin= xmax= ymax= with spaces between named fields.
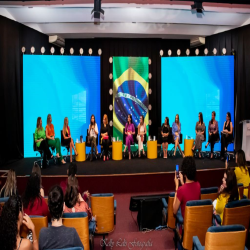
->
xmin=137 ymin=116 xmax=146 ymax=157
xmin=88 ymin=115 xmax=99 ymax=160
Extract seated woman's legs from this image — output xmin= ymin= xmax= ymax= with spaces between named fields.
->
xmin=38 ymin=140 xmax=52 ymax=168
xmin=126 ymin=136 xmax=132 ymax=159
xmin=174 ymin=137 xmax=184 ymax=158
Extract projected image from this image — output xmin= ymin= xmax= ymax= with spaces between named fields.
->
xmin=161 ymin=56 xmax=234 ymax=151
xmin=23 ymin=55 xmax=100 ymax=157
xmin=113 ymin=57 xmax=149 ymax=141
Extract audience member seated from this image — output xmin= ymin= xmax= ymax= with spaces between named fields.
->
xmin=173 ymin=156 xmax=201 ymax=219
xmin=60 ymin=162 xmax=90 ymax=201
xmin=32 ymin=163 xmax=44 ymax=197
xmin=39 ymin=185 xmax=84 ymax=250
xmin=64 ymin=176 xmax=93 ymax=221
xmin=0 ymin=169 xmax=18 ymax=198
xmin=213 ymin=168 xmax=239 ymax=224
xmin=0 ymin=195 xmax=38 ymax=250
xmin=22 ymin=173 xmax=49 ymax=217
xmin=234 ymin=150 xmax=250 ymax=197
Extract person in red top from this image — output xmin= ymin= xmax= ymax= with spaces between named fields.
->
xmin=173 ymin=156 xmax=201 ymax=219
xmin=23 ymin=173 xmax=49 ymax=218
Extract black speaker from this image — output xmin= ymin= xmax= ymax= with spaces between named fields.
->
xmin=137 ymin=198 xmax=163 ymax=231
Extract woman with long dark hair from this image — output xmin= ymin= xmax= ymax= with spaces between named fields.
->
xmin=172 ymin=114 xmax=185 ymax=158
xmin=22 ymin=173 xmax=49 ymax=217
xmin=192 ymin=112 xmax=205 ymax=158
xmin=124 ymin=114 xmax=135 ymax=160
xmin=0 ymin=195 xmax=38 ymax=250
xmin=46 ymin=114 xmax=66 ymax=164
xmin=0 ymin=169 xmax=18 ymax=197
xmin=88 ymin=114 xmax=99 ymax=161
xmin=205 ymin=111 xmax=219 ymax=159
xmin=137 ymin=115 xmax=146 ymax=157
xmin=100 ymin=114 xmax=110 ymax=161
xmin=35 ymin=117 xmax=53 ymax=168
xmin=214 ymin=168 xmax=239 ymax=223
xmin=220 ymin=112 xmax=233 ymax=160
xmin=32 ymin=163 xmax=44 ymax=197
xmin=161 ymin=117 xmax=170 ymax=159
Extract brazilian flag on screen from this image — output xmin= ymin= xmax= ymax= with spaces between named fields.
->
xmin=113 ymin=57 xmax=149 ymax=143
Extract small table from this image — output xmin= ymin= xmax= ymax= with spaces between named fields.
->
xmin=147 ymin=140 xmax=157 ymax=159
xmin=184 ymin=139 xmax=194 ymax=157
xmin=75 ymin=142 xmax=86 ymax=162
xmin=112 ymin=141 xmax=123 ymax=160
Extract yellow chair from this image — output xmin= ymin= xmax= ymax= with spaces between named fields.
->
xmin=193 ymin=225 xmax=247 ymax=250
xmin=20 ymin=216 xmax=48 ymax=240
xmin=90 ymin=193 xmax=115 ymax=234
xmin=166 ymin=192 xmax=176 ymax=229
xmin=200 ymin=187 xmax=218 ymax=201
xmin=238 ymin=183 xmax=244 ymax=199
xmin=174 ymin=199 xmax=213 ymax=250
xmin=62 ymin=212 xmax=91 ymax=250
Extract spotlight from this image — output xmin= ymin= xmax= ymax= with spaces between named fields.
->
xmin=89 ymin=48 xmax=93 ymax=55
xmin=21 ymin=47 xmax=26 ymax=53
xmin=60 ymin=47 xmax=64 ymax=55
xmin=186 ymin=49 xmax=190 ymax=56
xmin=204 ymin=48 xmax=209 ymax=55
xmin=149 ymin=73 xmax=152 ymax=79
xmin=79 ymin=48 xmax=84 ymax=55
xmin=191 ymin=1 xmax=204 ymax=14
xmin=168 ymin=50 xmax=172 ymax=56
xmin=109 ymin=73 xmax=113 ymax=79
xmin=159 ymin=50 xmax=164 ymax=56
xmin=50 ymin=47 xmax=55 ymax=55
xmin=41 ymin=47 xmax=45 ymax=54
xmin=91 ymin=0 xmax=104 ymax=23
xmin=148 ymin=58 xmax=151 ymax=65
xmin=149 ymin=89 xmax=152 ymax=95
xmin=109 ymin=57 xmax=113 ymax=63
xmin=31 ymin=46 xmax=35 ymax=54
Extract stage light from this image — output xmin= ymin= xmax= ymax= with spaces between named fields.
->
xmin=177 ymin=49 xmax=181 ymax=56
xmin=109 ymin=89 xmax=113 ymax=95
xmin=168 ymin=50 xmax=172 ymax=56
xmin=213 ymin=48 xmax=217 ymax=55
xmin=50 ymin=47 xmax=55 ymax=55
xmin=70 ymin=48 xmax=74 ymax=55
xmin=149 ymin=120 xmax=152 ymax=126
xmin=222 ymin=48 xmax=226 ymax=55
xmin=204 ymin=48 xmax=209 ymax=55
xmin=149 ymin=88 xmax=152 ymax=95
xmin=60 ymin=47 xmax=64 ymax=55
xmin=149 ymin=73 xmax=152 ymax=79
xmin=148 ymin=104 xmax=152 ymax=111
xmin=186 ymin=49 xmax=190 ymax=56
xmin=191 ymin=1 xmax=204 ymax=14
xmin=109 ymin=57 xmax=113 ymax=63
xmin=160 ymin=50 xmax=164 ymax=56
xmin=91 ymin=0 xmax=104 ymax=23
xmin=109 ymin=73 xmax=113 ymax=79
xmin=195 ymin=48 xmax=199 ymax=56
xmin=41 ymin=47 xmax=45 ymax=54
xmin=109 ymin=104 xmax=113 ymax=111
xmin=79 ymin=48 xmax=84 ymax=55
xmin=21 ymin=47 xmax=26 ymax=53
xmin=89 ymin=48 xmax=93 ymax=55
xmin=98 ymin=49 xmax=102 ymax=55
xmin=31 ymin=46 xmax=35 ymax=54
xmin=148 ymin=58 xmax=151 ymax=65
xmin=109 ymin=120 xmax=113 ymax=127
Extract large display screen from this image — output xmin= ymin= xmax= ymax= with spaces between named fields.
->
xmin=161 ymin=56 xmax=234 ymax=151
xmin=23 ymin=55 xmax=100 ymax=157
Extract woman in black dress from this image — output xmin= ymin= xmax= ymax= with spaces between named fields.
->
xmin=100 ymin=114 xmax=110 ymax=161
xmin=161 ymin=117 xmax=170 ymax=158
xmin=221 ymin=112 xmax=233 ymax=160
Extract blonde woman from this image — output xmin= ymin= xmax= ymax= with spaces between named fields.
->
xmin=100 ymin=114 xmax=110 ymax=161
xmin=46 ymin=114 xmax=66 ymax=164
xmin=137 ymin=116 xmax=146 ymax=157
xmin=0 ymin=169 xmax=18 ymax=197
xmin=62 ymin=117 xmax=78 ymax=162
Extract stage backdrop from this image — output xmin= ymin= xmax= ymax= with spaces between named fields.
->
xmin=113 ymin=57 xmax=149 ymax=142
xmin=23 ymin=55 xmax=100 ymax=157
xmin=161 ymin=56 xmax=234 ymax=151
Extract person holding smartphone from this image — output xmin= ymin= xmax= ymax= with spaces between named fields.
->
xmin=173 ymin=157 xmax=201 ymax=219
xmin=88 ymin=115 xmax=99 ymax=161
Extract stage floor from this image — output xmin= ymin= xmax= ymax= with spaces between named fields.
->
xmin=1 ymin=156 xmax=231 ymax=177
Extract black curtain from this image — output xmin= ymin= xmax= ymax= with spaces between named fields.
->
xmin=205 ymin=25 xmax=250 ymax=150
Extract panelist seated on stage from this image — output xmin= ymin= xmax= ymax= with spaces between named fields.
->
xmin=192 ymin=112 xmax=205 ymax=158
xmin=46 ymin=114 xmax=66 ymax=164
xmin=137 ymin=115 xmax=146 ymax=158
xmin=161 ymin=117 xmax=170 ymax=159
xmin=62 ymin=117 xmax=78 ymax=163
xmin=123 ymin=114 xmax=135 ymax=160
xmin=88 ymin=114 xmax=99 ymax=160
xmin=205 ymin=111 xmax=219 ymax=159
xmin=172 ymin=114 xmax=185 ymax=158
xmin=100 ymin=114 xmax=111 ymax=162
xmin=220 ymin=112 xmax=233 ymax=160
xmin=35 ymin=117 xmax=53 ymax=169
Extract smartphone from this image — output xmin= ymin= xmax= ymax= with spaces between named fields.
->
xmin=176 ymin=165 xmax=179 ymax=179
